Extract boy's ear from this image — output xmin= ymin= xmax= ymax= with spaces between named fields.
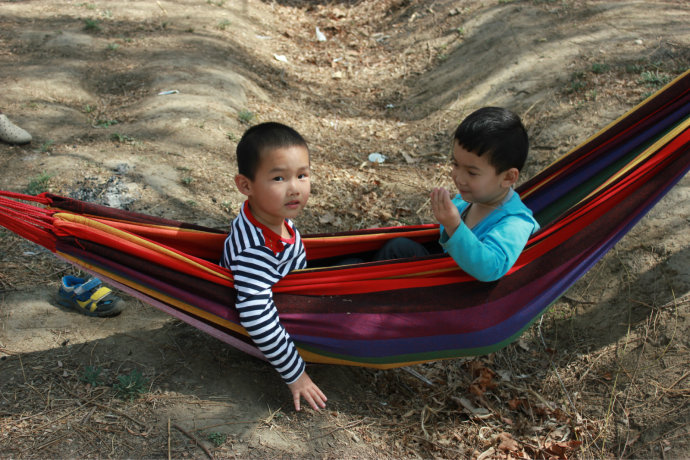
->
xmin=501 ymin=168 xmax=520 ymax=188
xmin=234 ymin=174 xmax=252 ymax=196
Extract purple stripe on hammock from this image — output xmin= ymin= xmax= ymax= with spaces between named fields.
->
xmin=286 ymin=239 xmax=594 ymax=356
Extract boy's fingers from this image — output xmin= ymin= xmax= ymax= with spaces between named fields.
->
xmin=313 ymin=391 xmax=326 ymax=408
xmin=430 ymin=189 xmax=440 ymax=208
xmin=305 ymin=389 xmax=327 ymax=411
xmin=310 ymin=388 xmax=327 ymax=410
xmin=304 ymin=393 xmax=320 ymax=411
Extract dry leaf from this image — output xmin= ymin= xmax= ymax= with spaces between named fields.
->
xmin=508 ymin=398 xmax=527 ymax=411
xmin=476 ymin=447 xmax=495 ymax=460
xmin=543 ymin=440 xmax=582 ymax=458
xmin=497 ymin=432 xmax=519 ymax=452
xmin=319 ymin=212 xmax=335 ymax=224
xmin=402 ymin=152 xmax=418 ymax=164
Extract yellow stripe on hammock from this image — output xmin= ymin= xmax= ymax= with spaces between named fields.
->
xmin=55 ymin=212 xmax=232 ymax=282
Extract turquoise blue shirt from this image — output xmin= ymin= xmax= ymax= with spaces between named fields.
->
xmin=439 ymin=189 xmax=540 ymax=282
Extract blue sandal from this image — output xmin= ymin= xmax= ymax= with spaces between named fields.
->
xmin=57 ymin=276 xmax=124 ymax=317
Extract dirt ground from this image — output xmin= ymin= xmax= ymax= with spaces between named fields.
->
xmin=1 ymin=0 xmax=689 ymax=458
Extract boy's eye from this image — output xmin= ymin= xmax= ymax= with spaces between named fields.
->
xmin=272 ymin=176 xmax=284 ymax=182
xmin=298 ymin=173 xmax=309 ymax=180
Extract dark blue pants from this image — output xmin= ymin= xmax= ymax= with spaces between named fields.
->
xmin=338 ymin=237 xmax=430 ymax=265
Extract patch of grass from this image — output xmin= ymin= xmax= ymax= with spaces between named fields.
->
xmin=182 ymin=176 xmax=194 ymax=185
xmin=107 ymin=43 xmax=120 ymax=51
xmin=113 ymin=369 xmax=148 ymax=401
xmin=207 ymin=432 xmax=227 ymax=447
xmin=226 ymin=132 xmax=239 ymax=142
xmin=217 ymin=19 xmax=231 ymax=30
xmin=96 ymin=119 xmax=118 ymax=128
xmin=80 ymin=365 xmax=104 ymax=386
xmin=40 ymin=139 xmax=55 ymax=153
xmin=590 ymin=62 xmax=610 ymax=74
xmin=568 ymin=79 xmax=586 ymax=94
xmin=566 ymin=71 xmax=587 ymax=94
xmin=83 ymin=18 xmax=101 ymax=32
xmin=625 ymin=62 xmax=645 ymax=74
xmin=237 ymin=109 xmax=255 ymax=124
xmin=25 ymin=172 xmax=53 ymax=195
xmin=639 ymin=70 xmax=671 ymax=88
xmin=110 ymin=132 xmax=135 ymax=143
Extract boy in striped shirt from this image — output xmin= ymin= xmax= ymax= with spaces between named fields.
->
xmin=220 ymin=122 xmax=327 ymax=412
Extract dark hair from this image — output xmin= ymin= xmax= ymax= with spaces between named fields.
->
xmin=454 ymin=107 xmax=528 ymax=172
xmin=236 ymin=122 xmax=308 ymax=179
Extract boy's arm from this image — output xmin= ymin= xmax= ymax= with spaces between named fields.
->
xmin=232 ymin=249 xmax=327 ymax=411
xmin=440 ymin=215 xmax=535 ymax=282
xmin=231 ymin=247 xmax=306 ymax=384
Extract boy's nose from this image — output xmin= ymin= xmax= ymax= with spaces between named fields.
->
xmin=287 ymin=178 xmax=300 ymax=194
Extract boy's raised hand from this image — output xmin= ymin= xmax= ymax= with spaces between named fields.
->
xmin=431 ymin=187 xmax=461 ymax=236
xmin=288 ymin=371 xmax=327 ymax=412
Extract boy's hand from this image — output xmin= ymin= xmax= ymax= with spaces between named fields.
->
xmin=287 ymin=371 xmax=327 ymax=412
xmin=431 ymin=187 xmax=461 ymax=236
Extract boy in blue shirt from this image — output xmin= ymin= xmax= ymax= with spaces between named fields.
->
xmin=220 ymin=122 xmax=327 ymax=412
xmin=380 ymin=107 xmax=539 ymax=281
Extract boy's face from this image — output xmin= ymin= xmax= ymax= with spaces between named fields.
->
xmin=450 ymin=140 xmax=518 ymax=206
xmin=235 ymin=145 xmax=310 ymax=231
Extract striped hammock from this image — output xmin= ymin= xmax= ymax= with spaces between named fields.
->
xmin=1 ymin=70 xmax=689 ymax=369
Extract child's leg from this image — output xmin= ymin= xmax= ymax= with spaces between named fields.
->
xmin=374 ymin=237 xmax=429 ymax=261
xmin=334 ymin=237 xmax=429 ymax=266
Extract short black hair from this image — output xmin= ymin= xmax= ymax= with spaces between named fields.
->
xmin=454 ymin=107 xmax=528 ymax=172
xmin=236 ymin=122 xmax=308 ymax=180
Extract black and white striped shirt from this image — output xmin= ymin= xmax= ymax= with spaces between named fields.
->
xmin=220 ymin=201 xmax=306 ymax=384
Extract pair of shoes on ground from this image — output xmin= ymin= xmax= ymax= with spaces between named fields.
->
xmin=56 ymin=275 xmax=124 ymax=317
xmin=0 ymin=114 xmax=32 ymax=144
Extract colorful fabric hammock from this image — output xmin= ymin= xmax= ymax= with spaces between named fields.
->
xmin=2 ymin=71 xmax=689 ymax=369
